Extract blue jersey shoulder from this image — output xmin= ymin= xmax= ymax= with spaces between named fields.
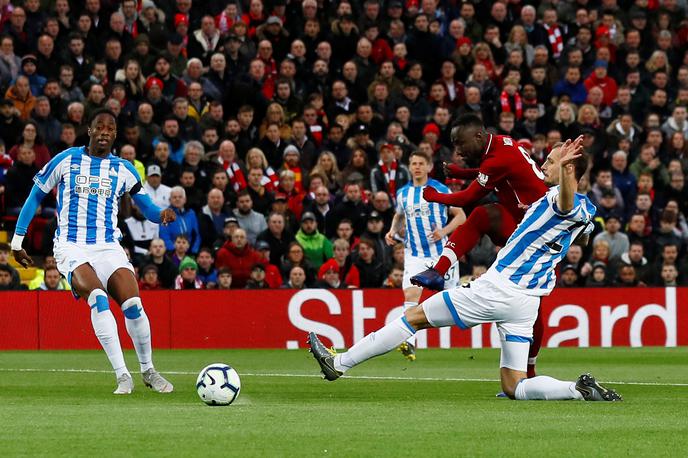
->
xmin=427 ymin=178 xmax=448 ymax=193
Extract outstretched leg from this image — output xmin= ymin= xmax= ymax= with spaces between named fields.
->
xmin=71 ymin=264 xmax=131 ymax=394
xmin=108 ymin=268 xmax=173 ymax=393
xmin=528 ymin=309 xmax=544 ymax=378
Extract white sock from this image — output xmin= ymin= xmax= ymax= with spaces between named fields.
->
xmin=403 ymin=301 xmax=417 ymax=346
xmin=437 ymin=247 xmax=457 ymax=268
xmin=121 ymin=297 xmax=154 ymax=373
xmin=335 ymin=316 xmax=416 ymax=372
xmin=88 ymin=289 xmax=128 ymax=378
xmin=514 ymin=376 xmax=584 ymax=401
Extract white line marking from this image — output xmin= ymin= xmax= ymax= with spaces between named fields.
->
xmin=0 ymin=368 xmax=686 ymax=387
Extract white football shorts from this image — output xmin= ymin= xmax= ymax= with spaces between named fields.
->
xmin=420 ymin=274 xmax=539 ymax=371
xmin=402 ymin=251 xmax=459 ymax=290
xmin=54 ymin=242 xmax=135 ymax=292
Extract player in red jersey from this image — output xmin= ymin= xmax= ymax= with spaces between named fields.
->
xmin=411 ymin=114 xmax=549 ymax=377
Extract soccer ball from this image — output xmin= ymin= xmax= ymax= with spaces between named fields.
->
xmin=196 ymin=363 xmax=241 ymax=406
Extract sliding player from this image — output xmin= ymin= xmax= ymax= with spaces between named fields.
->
xmin=385 ymin=150 xmax=465 ymax=360
xmin=412 ymin=114 xmax=549 ymax=377
xmin=309 ymin=138 xmax=622 ymax=402
xmin=11 ymin=110 xmax=175 ymax=395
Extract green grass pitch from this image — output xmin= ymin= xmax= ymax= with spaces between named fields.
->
xmin=1 ymin=347 xmax=686 ymax=457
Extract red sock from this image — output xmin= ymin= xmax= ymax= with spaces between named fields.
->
xmin=434 ymin=206 xmax=492 ymax=275
xmin=527 ymin=310 xmax=544 ymax=378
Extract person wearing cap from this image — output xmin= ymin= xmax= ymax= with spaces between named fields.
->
xmin=174 ymin=256 xmax=204 ymax=290
xmin=361 ymin=209 xmax=392 ymax=267
xmin=216 ymin=228 xmax=264 ymax=288
xmin=188 ymin=15 xmax=222 ymax=65
xmin=558 ymin=264 xmax=579 ymax=287
xmin=245 ymin=262 xmax=270 ymax=289
xmin=295 ymin=211 xmax=333 ymax=269
xmin=19 ymin=54 xmax=46 ymax=96
xmin=584 ymin=60 xmax=618 ymax=106
xmin=314 ymin=260 xmax=348 ymax=289
xmin=138 ymin=264 xmax=162 ymax=291
xmin=254 ymin=240 xmax=283 ymax=288
xmin=143 ymin=164 xmax=171 ymax=208
xmin=370 ymin=142 xmax=410 ymax=197
xmin=280 ymin=145 xmax=304 ymax=192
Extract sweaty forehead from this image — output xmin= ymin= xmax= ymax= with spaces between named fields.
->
xmin=92 ymin=113 xmax=116 ymax=127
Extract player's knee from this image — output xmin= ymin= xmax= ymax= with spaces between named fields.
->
xmin=404 ymin=306 xmax=430 ymax=330
xmin=500 ymin=368 xmax=524 ymax=400
xmin=88 ymin=289 xmax=109 ymax=313
xmin=121 ymin=297 xmax=144 ymax=320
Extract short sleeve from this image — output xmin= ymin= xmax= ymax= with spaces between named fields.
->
xmin=121 ymin=160 xmax=143 ymax=194
xmin=548 ymin=189 xmax=591 ymax=223
xmin=33 ymin=151 xmax=71 ymax=192
xmin=395 ymin=189 xmax=405 ymax=215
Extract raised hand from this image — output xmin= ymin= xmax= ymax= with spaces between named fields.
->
xmin=160 ymin=208 xmax=176 ymax=225
xmin=560 ymin=136 xmax=584 ymax=168
xmin=12 ymin=249 xmax=34 ymax=268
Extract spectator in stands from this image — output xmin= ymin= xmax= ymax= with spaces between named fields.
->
xmin=279 ymin=241 xmax=315 ymax=286
xmin=331 ymin=182 xmax=368 ymax=235
xmin=233 ymin=190 xmax=268 ymax=246
xmin=256 ymin=212 xmax=294 ymax=266
xmin=305 ymin=185 xmax=336 ymax=237
xmin=0 ymin=264 xmax=26 ymax=290
xmin=196 ymin=248 xmax=218 ymax=289
xmin=143 ymin=165 xmax=171 ymax=208
xmin=216 ymin=268 xmax=232 ymax=290
xmin=613 ymin=263 xmax=645 ymax=287
xmin=159 ymin=186 xmax=201 ymax=254
xmin=354 ymin=238 xmax=386 ymax=288
xmin=295 ymin=211 xmax=333 ymax=270
xmin=151 ymin=140 xmax=181 ymax=187
xmin=283 ymin=265 xmax=307 ymax=289
xmin=8 ymin=120 xmax=51 ymax=169
xmin=175 ymin=256 xmax=204 ymax=290
xmin=592 ymin=214 xmax=629 ymax=263
xmin=216 ymin=228 xmax=263 ymax=289
xmin=138 ymin=264 xmax=162 ymax=291
xmin=630 ymin=144 xmax=669 ymax=189
xmin=0 ymin=99 xmax=23 ymax=148
xmin=618 ymin=241 xmax=651 ymax=283
xmin=254 ymin=240 xmax=283 ymax=288
xmin=4 ymin=145 xmax=55 ymax=218
xmin=655 ymin=210 xmax=684 ymax=253
xmin=0 ymin=242 xmax=20 ymax=289
xmin=246 ymin=166 xmax=275 ymax=215
xmin=382 ymin=264 xmax=403 ymax=288
xmin=585 ymin=262 xmax=610 ymax=287
xmin=5 ymin=74 xmax=35 ymax=120
xmin=245 ymin=263 xmax=270 ymax=289
xmin=199 ymin=188 xmax=231 ymax=248
xmin=138 ymin=239 xmax=177 ymax=289
xmin=321 ymin=238 xmax=359 ymax=288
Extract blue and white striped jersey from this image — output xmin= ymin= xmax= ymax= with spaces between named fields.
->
xmin=487 ymin=186 xmax=596 ymax=296
xmin=396 ymin=179 xmax=450 ymax=259
xmin=33 ymin=146 xmax=143 ymax=245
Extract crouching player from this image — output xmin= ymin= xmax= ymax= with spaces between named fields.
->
xmin=309 ymin=137 xmax=622 ymax=401
xmin=12 ymin=110 xmax=175 ymax=394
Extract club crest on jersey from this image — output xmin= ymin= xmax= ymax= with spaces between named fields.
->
xmin=74 ymin=174 xmax=112 ymax=197
xmin=70 ymin=164 xmax=81 ymax=171
xmin=477 ymin=172 xmax=489 ymax=186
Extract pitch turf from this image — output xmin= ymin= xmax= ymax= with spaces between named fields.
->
xmin=0 ymin=347 xmax=686 ymax=457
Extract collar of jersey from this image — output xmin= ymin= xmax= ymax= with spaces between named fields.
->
xmin=483 ymin=134 xmax=493 ymax=156
xmin=82 ymin=146 xmax=115 ymax=160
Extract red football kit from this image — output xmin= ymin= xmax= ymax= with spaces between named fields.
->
xmin=424 ymin=134 xmax=549 ymax=377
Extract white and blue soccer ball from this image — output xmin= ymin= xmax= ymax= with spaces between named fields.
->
xmin=196 ymin=363 xmax=241 ymax=406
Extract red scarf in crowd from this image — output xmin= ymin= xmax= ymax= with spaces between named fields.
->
xmin=284 ymin=163 xmax=304 ymax=193
xmin=544 ymin=23 xmax=563 ymax=58
xmin=261 ymin=166 xmax=279 ymax=192
xmin=224 ymin=161 xmax=246 ymax=192
xmin=379 ymin=159 xmax=398 ymax=196
xmin=500 ymin=90 xmax=523 ymax=119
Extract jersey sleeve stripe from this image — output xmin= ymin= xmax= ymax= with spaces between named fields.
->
xmin=497 ymin=208 xmax=562 ymax=273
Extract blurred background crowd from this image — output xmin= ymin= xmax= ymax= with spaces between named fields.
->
xmin=0 ymin=0 xmax=687 ymax=291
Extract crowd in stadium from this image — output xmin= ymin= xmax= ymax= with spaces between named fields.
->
xmin=0 ymin=0 xmax=687 ymax=291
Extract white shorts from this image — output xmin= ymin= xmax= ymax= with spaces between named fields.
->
xmin=54 ymin=242 xmax=134 ymax=292
xmin=402 ymin=252 xmax=459 ymax=290
xmin=421 ymin=275 xmax=539 ymax=371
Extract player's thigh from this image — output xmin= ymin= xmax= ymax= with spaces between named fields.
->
xmin=107 ymin=268 xmax=141 ymax=305
xmin=485 ymin=203 xmax=516 ymax=246
xmin=70 ymin=263 xmax=106 ymax=299
xmin=54 ymin=243 xmax=103 ymax=297
xmin=91 ymin=245 xmax=137 ymax=299
xmin=420 ymin=286 xmax=482 ymax=329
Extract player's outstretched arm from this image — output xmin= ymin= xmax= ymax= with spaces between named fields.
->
xmin=557 ymin=136 xmax=584 ymax=214
xmin=11 ymin=185 xmax=48 ymax=267
xmin=131 ymin=191 xmax=176 ymax=225
xmin=444 ymin=163 xmax=480 ymax=180
xmin=423 ymin=180 xmax=491 ymax=207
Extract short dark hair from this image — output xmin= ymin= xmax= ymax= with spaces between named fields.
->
xmin=572 ymin=152 xmax=589 ymax=181
xmin=452 ymin=114 xmax=484 ymax=131
xmin=88 ymin=108 xmax=117 ymax=126
xmin=409 ymin=150 xmax=431 ymax=163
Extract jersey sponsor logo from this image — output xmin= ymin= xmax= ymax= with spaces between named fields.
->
xmin=405 ymin=202 xmax=433 ymax=219
xmin=477 ymin=172 xmax=489 ymax=186
xmin=74 ymin=175 xmax=113 ymax=197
